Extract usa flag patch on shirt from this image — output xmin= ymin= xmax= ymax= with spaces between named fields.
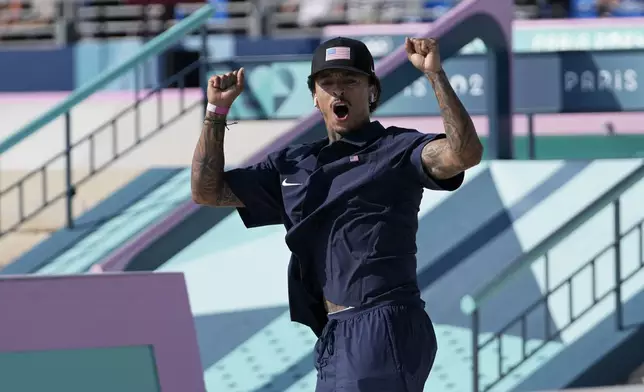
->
xmin=326 ymin=47 xmax=351 ymax=61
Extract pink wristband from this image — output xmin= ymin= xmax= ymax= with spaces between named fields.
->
xmin=206 ymin=103 xmax=230 ymax=115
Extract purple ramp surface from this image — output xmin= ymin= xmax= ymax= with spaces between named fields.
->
xmin=0 ymin=272 xmax=205 ymax=392
xmin=100 ymin=0 xmax=512 ymax=271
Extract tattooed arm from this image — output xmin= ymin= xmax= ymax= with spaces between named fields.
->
xmin=421 ymin=69 xmax=483 ymax=180
xmin=190 ymin=112 xmax=243 ymax=207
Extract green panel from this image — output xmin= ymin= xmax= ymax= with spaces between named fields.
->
xmin=526 ymin=135 xmax=644 ymax=160
xmin=0 ymin=345 xmax=160 ymax=392
xmin=480 ymin=135 xmax=644 ymax=160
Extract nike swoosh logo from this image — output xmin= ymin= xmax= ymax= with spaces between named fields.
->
xmin=282 ymin=179 xmax=301 ymax=187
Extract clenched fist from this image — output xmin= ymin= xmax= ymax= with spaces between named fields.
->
xmin=207 ymin=68 xmax=245 ymax=108
xmin=405 ymin=38 xmax=442 ymax=74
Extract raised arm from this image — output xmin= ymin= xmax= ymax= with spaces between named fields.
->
xmin=191 ymin=111 xmax=242 ymax=207
xmin=405 ymin=38 xmax=483 ymax=180
xmin=191 ymin=69 xmax=245 ymax=207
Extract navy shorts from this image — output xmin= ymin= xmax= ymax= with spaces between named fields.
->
xmin=314 ymin=301 xmax=437 ymax=392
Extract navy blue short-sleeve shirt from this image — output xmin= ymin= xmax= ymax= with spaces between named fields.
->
xmin=224 ymin=121 xmax=464 ymax=336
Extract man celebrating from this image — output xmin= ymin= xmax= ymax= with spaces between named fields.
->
xmin=191 ymin=37 xmax=482 ymax=392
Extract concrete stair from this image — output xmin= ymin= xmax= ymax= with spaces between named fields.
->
xmin=0 ymin=168 xmax=143 ymax=267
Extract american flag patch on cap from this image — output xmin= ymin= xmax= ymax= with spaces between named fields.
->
xmin=326 ymin=47 xmax=351 ymax=61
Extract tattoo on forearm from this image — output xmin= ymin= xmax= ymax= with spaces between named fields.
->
xmin=190 ymin=112 xmax=242 ymax=207
xmin=426 ymin=70 xmax=480 ymax=158
xmin=421 ymin=138 xmax=453 ymax=177
xmin=420 ymin=70 xmax=483 ymax=179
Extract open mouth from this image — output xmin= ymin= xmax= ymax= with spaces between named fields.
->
xmin=332 ymin=102 xmax=349 ymax=120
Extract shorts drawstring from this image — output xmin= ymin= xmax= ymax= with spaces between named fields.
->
xmin=315 ymin=319 xmax=338 ymax=380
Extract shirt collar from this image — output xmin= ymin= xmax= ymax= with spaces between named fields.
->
xmin=340 ymin=121 xmax=385 ymax=147
xmin=296 ymin=121 xmax=385 ymax=170
xmin=331 ymin=120 xmax=385 ymax=147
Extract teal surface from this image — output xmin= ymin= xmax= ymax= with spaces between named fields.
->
xmin=464 ymin=164 xmax=644 ymax=390
xmin=0 ymin=345 xmax=160 ymax=392
xmin=513 ymin=165 xmax=644 ymax=345
xmin=162 ymin=212 xmax=280 ymax=270
xmin=36 ymin=169 xmax=191 ymax=275
xmin=0 ymin=4 xmax=213 ymax=155
xmin=203 ymin=313 xmax=316 ymax=391
xmin=431 ymin=325 xmax=563 ymax=392
xmin=463 ymin=160 xmax=644 ymax=314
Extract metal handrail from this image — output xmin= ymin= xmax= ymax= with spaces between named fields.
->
xmin=0 ymin=4 xmax=213 ymax=155
xmin=470 ymin=199 xmax=644 ymax=392
xmin=0 ymin=5 xmax=213 ymax=239
xmin=461 ymin=161 xmax=644 ymax=392
xmin=0 ymin=58 xmax=204 ymax=239
xmin=460 ymin=161 xmax=644 ymax=315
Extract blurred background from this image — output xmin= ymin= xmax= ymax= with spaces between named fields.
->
xmin=1 ymin=1 xmax=644 ymax=392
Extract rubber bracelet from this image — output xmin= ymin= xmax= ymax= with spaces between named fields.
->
xmin=206 ymin=103 xmax=230 ymax=115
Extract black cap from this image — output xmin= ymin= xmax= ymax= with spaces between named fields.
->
xmin=309 ymin=37 xmax=375 ymax=80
